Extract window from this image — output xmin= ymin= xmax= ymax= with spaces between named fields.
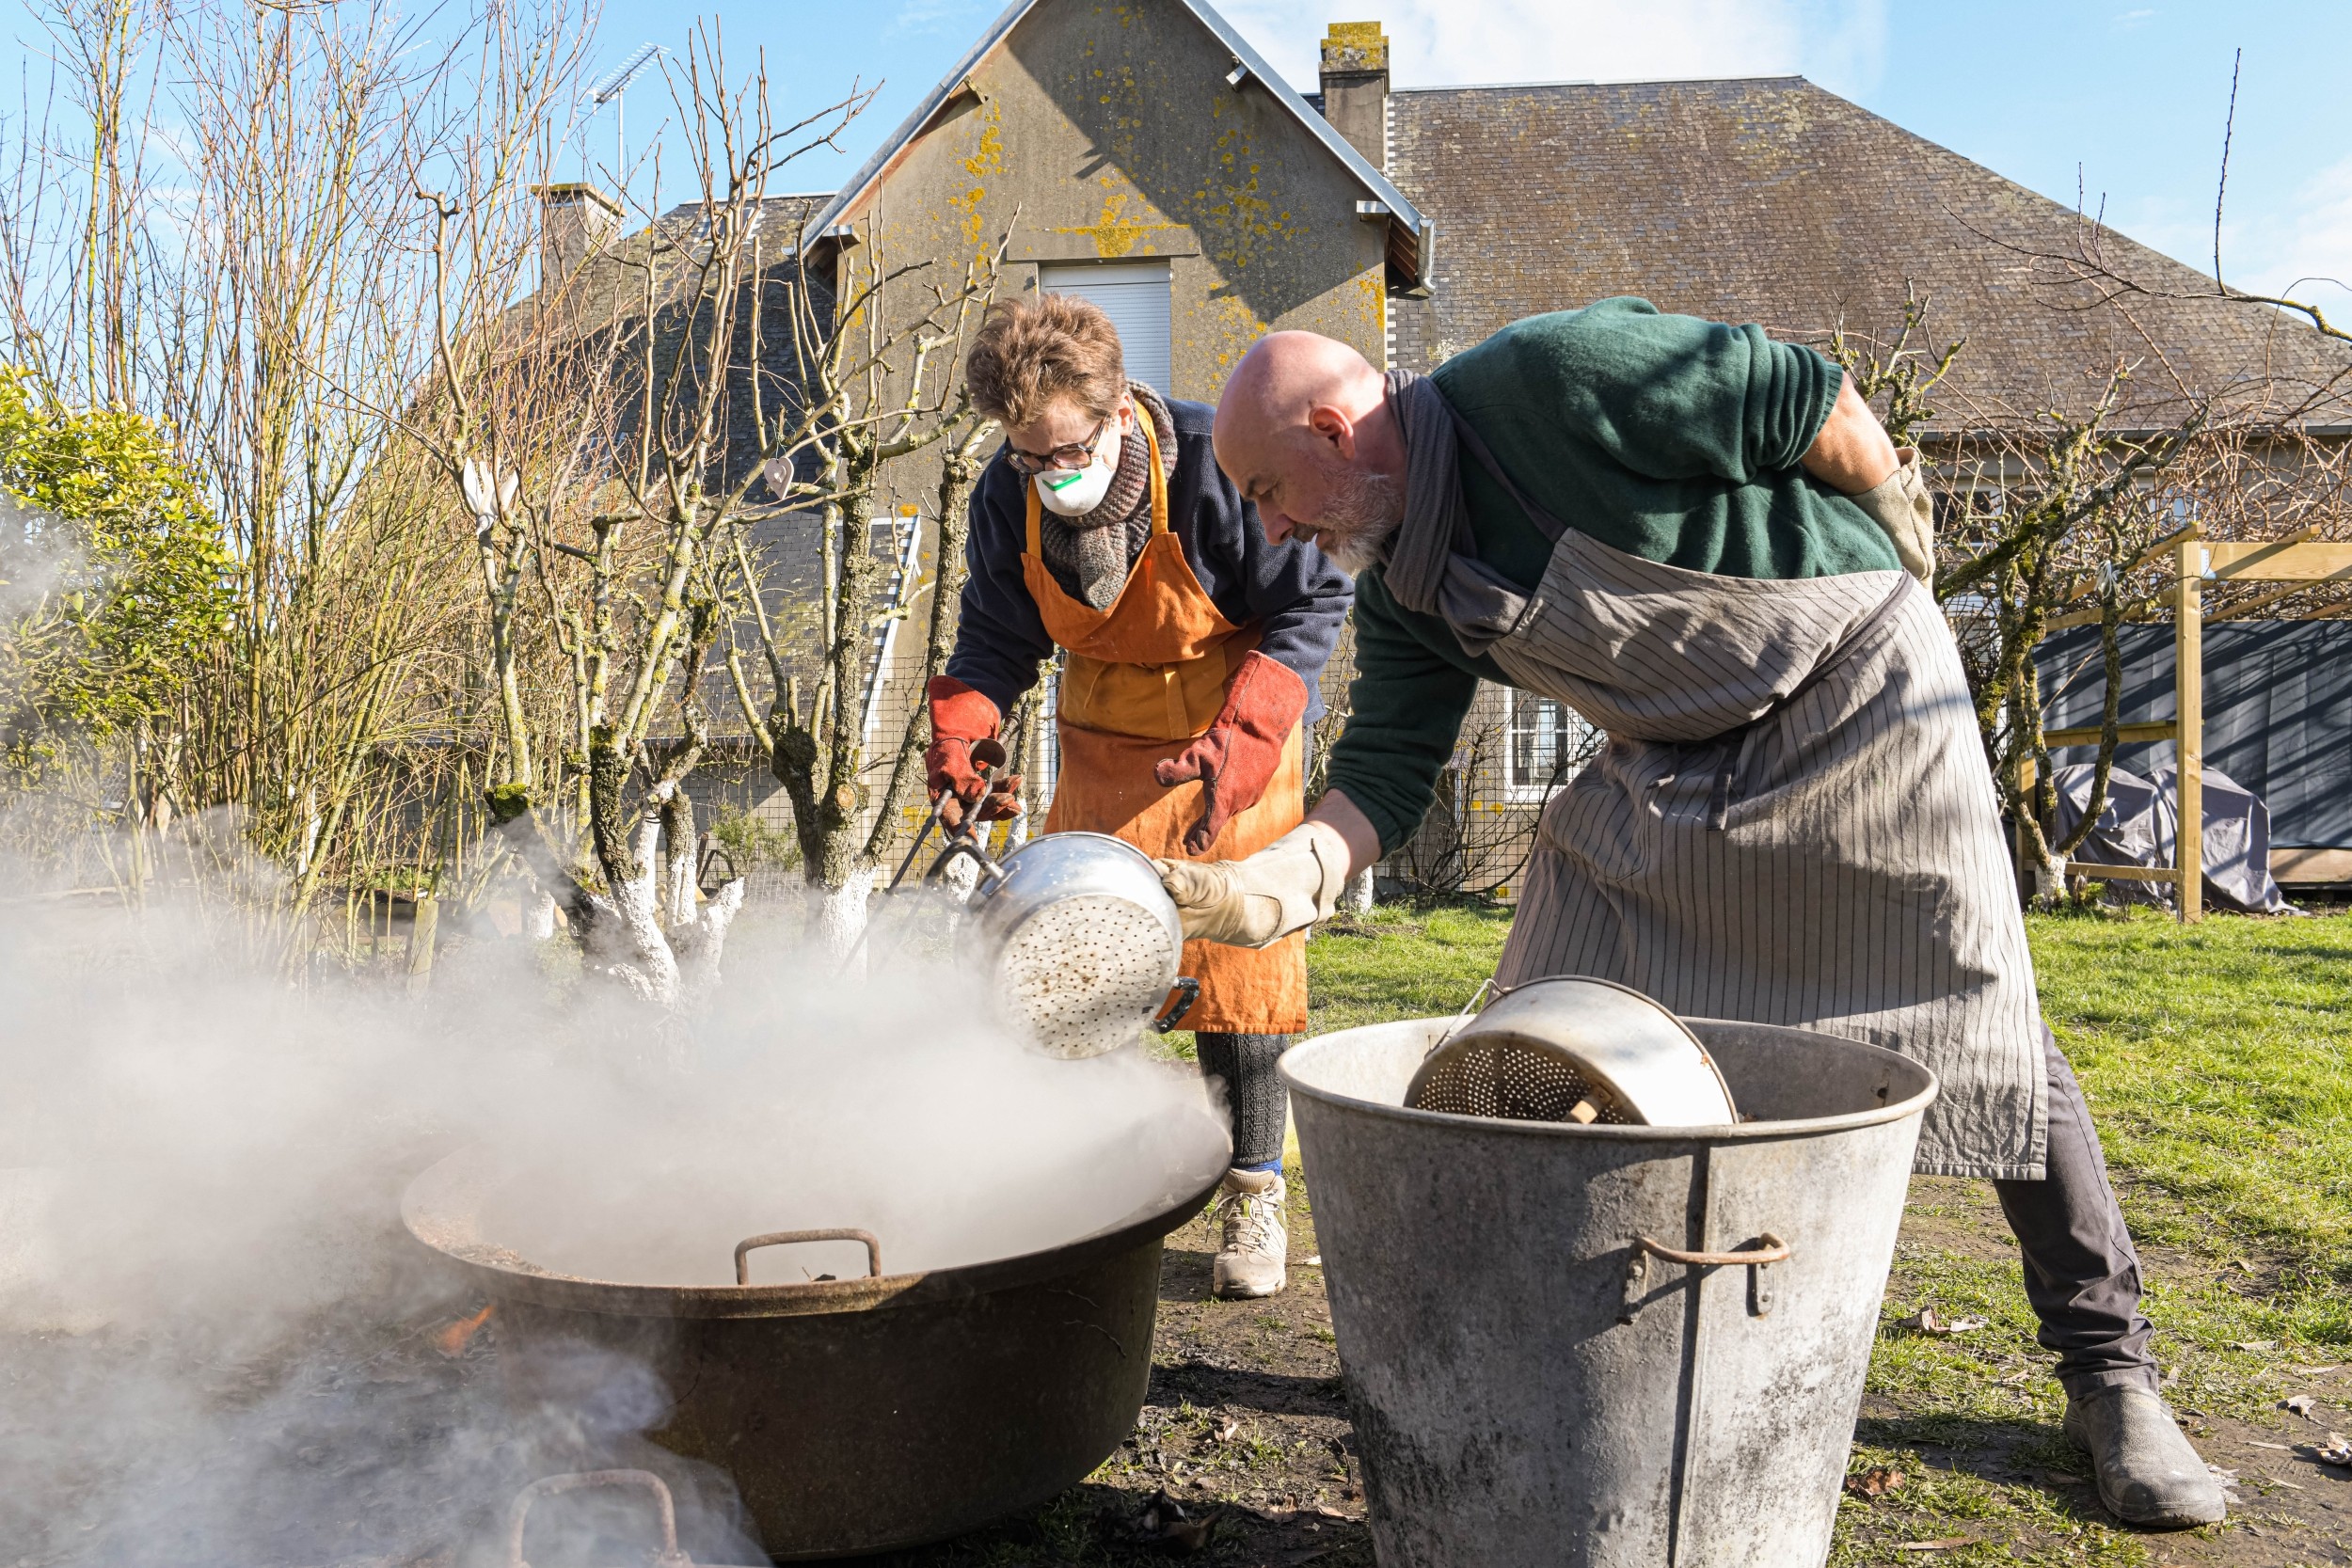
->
xmin=1505 ymin=689 xmax=1589 ymax=798
xmin=1037 ymin=261 xmax=1173 ymax=393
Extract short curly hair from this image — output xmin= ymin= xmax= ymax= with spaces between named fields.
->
xmin=963 ymin=293 xmax=1127 ymax=429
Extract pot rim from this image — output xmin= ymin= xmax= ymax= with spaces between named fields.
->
xmin=1279 ymin=1014 xmax=1939 ymax=1141
xmin=402 ymin=1143 xmax=1226 ymax=1321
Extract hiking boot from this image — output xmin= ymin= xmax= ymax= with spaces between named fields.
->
xmin=1209 ymin=1167 xmax=1287 ymax=1300
xmin=2063 ymin=1385 xmax=2228 ymax=1528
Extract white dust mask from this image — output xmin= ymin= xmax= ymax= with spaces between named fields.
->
xmin=1033 ymin=421 xmax=1122 ymax=517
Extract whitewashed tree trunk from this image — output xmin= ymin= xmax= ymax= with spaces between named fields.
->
xmin=584 ymin=816 xmax=683 ymax=1005
xmin=1343 ymin=865 xmax=1375 ymax=916
xmin=293 ymin=785 xmax=321 ymax=880
xmin=670 ymin=877 xmax=748 ymax=1006
xmin=524 ymin=889 xmax=559 ymax=941
xmin=814 ymin=865 xmax=878 ymax=974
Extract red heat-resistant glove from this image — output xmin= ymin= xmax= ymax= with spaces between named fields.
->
xmin=1152 ymin=650 xmax=1309 ymax=855
xmin=926 ymin=676 xmax=1023 ymax=829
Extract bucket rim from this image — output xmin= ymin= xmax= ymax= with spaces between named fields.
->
xmin=1279 ymin=1013 xmax=1938 ymax=1139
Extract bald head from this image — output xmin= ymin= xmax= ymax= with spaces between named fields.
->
xmin=1213 ymin=332 xmax=1406 ymax=566
xmin=1219 ymin=330 xmax=1384 ymax=433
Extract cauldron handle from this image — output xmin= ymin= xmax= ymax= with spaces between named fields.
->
xmin=734 ymin=1227 xmax=884 ymax=1285
xmin=505 ymin=1469 xmax=692 ymax=1568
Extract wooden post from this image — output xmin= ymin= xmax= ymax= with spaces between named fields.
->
xmin=2175 ymin=538 xmax=2203 ymax=923
xmin=2011 ymin=740 xmax=2038 ymax=898
xmin=406 ymin=895 xmax=440 ymax=991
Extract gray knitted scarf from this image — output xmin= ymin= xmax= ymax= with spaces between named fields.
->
xmin=1038 ymin=382 xmax=1178 ymax=610
xmin=1382 ymin=368 xmax=1551 ymax=657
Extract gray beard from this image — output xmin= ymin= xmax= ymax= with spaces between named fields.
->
xmin=1308 ymin=465 xmax=1406 ymax=576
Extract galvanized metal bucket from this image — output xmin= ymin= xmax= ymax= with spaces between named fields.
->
xmin=1281 ymin=1016 xmax=1937 ymax=1568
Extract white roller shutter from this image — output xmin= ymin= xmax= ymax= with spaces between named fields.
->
xmin=1037 ymin=261 xmax=1173 ymax=394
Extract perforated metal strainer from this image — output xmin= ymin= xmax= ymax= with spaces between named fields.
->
xmin=1404 ymin=976 xmax=1739 ymax=1127
xmin=955 ymin=832 xmax=1199 ymax=1059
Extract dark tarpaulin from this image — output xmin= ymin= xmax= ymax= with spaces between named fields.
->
xmin=2048 ymin=763 xmax=2291 ymax=913
xmin=2036 ymin=621 xmax=2352 ymax=849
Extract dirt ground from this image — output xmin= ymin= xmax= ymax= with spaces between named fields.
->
xmin=1847 ymin=1176 xmax=2352 ymax=1568
xmin=888 ymin=1175 xmax=2352 ymax=1568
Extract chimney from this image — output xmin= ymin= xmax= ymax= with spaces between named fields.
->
xmin=532 ymin=183 xmax=623 ymax=288
xmin=1318 ymin=22 xmax=1389 ymax=170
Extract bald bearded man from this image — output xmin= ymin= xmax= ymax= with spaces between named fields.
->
xmin=1157 ymin=301 xmax=2225 ymax=1530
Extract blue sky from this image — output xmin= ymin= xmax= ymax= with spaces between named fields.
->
xmin=564 ymin=0 xmax=2352 ymax=317
xmin=8 ymin=0 xmax=2349 ymax=317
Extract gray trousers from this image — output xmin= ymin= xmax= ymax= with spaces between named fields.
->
xmin=1989 ymin=1027 xmax=2157 ymax=1396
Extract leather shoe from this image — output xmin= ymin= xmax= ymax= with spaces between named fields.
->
xmin=2063 ymin=1385 xmax=2227 ymax=1528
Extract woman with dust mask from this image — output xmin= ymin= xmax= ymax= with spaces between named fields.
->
xmin=926 ymin=293 xmax=1352 ymax=1300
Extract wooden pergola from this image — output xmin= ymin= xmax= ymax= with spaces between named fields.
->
xmin=2025 ymin=533 xmax=2352 ymax=922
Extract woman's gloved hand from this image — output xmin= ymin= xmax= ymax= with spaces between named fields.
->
xmin=1155 ymin=820 xmax=1351 ymax=947
xmin=1152 ymin=650 xmax=1310 ymax=854
xmin=925 ymin=676 xmax=1024 ymax=829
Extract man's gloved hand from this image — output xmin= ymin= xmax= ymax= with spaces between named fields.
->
xmin=1849 ymin=446 xmax=1935 ymax=583
xmin=1155 ymin=820 xmax=1352 ymax=948
xmin=925 ymin=676 xmax=1023 ymax=830
xmin=1152 ymin=650 xmax=1310 ymax=854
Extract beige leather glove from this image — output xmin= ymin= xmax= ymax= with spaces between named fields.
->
xmin=1850 ymin=446 xmax=1935 ymax=583
xmin=1154 ymin=820 xmax=1352 ymax=948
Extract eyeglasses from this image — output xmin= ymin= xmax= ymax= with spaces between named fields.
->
xmin=1003 ymin=415 xmax=1114 ymax=476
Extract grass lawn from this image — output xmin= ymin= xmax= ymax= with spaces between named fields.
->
xmin=1303 ymin=902 xmax=2352 ymax=1565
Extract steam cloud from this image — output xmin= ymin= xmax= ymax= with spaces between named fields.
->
xmin=0 ymin=864 xmax=1227 ymax=1564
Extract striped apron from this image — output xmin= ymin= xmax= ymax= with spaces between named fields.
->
xmin=1479 ymin=501 xmax=2047 ymax=1179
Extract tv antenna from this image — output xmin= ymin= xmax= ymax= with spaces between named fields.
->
xmin=585 ymin=43 xmax=665 ymax=184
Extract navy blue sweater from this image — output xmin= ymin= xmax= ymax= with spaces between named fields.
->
xmin=946 ymin=397 xmax=1353 ymax=722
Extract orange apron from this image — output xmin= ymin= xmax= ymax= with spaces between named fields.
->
xmin=1023 ymin=419 xmax=1308 ymax=1034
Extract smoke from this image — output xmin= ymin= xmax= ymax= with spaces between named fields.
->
xmin=0 ymin=866 xmax=1227 ymax=1565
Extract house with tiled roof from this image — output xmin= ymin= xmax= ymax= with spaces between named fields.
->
xmin=523 ymin=0 xmax=2352 ymax=892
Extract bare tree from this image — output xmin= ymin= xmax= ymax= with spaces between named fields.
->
xmin=409 ymin=36 xmax=901 ymax=1000
xmin=1825 ymin=272 xmax=2351 ymax=906
xmin=0 ymin=0 xmax=598 ymax=959
xmin=714 ymin=220 xmax=1009 ymax=959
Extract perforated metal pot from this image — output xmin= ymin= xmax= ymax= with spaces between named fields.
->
xmin=954 ymin=832 xmax=1198 ymax=1059
xmin=1405 ymin=975 xmax=1739 ymax=1126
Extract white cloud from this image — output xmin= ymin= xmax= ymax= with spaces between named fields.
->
xmin=2226 ymin=153 xmax=2352 ymax=319
xmin=1216 ymin=0 xmax=1885 ymax=98
xmin=888 ymin=0 xmax=998 ymax=40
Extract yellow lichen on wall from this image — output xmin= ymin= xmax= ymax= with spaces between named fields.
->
xmin=950 ymin=96 xmax=1005 ymax=252
xmin=1192 ymin=290 xmax=1270 ymax=387
xmin=1184 ymin=95 xmax=1302 ymax=280
xmin=1054 ymin=186 xmax=1182 ymax=258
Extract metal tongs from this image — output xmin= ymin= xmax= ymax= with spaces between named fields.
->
xmin=843 ymin=741 xmax=1014 ymax=974
xmin=883 ymin=737 xmax=1011 ymax=897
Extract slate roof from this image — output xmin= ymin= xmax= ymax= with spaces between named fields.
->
xmin=1381 ymin=77 xmax=2352 ymax=431
xmin=501 ymin=194 xmax=836 ymax=504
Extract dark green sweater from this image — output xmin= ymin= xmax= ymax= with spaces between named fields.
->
xmin=1325 ymin=298 xmax=1901 ymax=853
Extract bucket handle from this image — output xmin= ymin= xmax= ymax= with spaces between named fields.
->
xmin=1151 ymin=976 xmax=1200 ymax=1034
xmin=1620 ymin=1233 xmax=1790 ymax=1322
xmin=734 ymin=1227 xmax=884 ymax=1285
xmin=506 ymin=1469 xmax=693 ymax=1568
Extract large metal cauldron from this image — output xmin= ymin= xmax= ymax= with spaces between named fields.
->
xmin=403 ymin=1140 xmax=1226 ymax=1560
